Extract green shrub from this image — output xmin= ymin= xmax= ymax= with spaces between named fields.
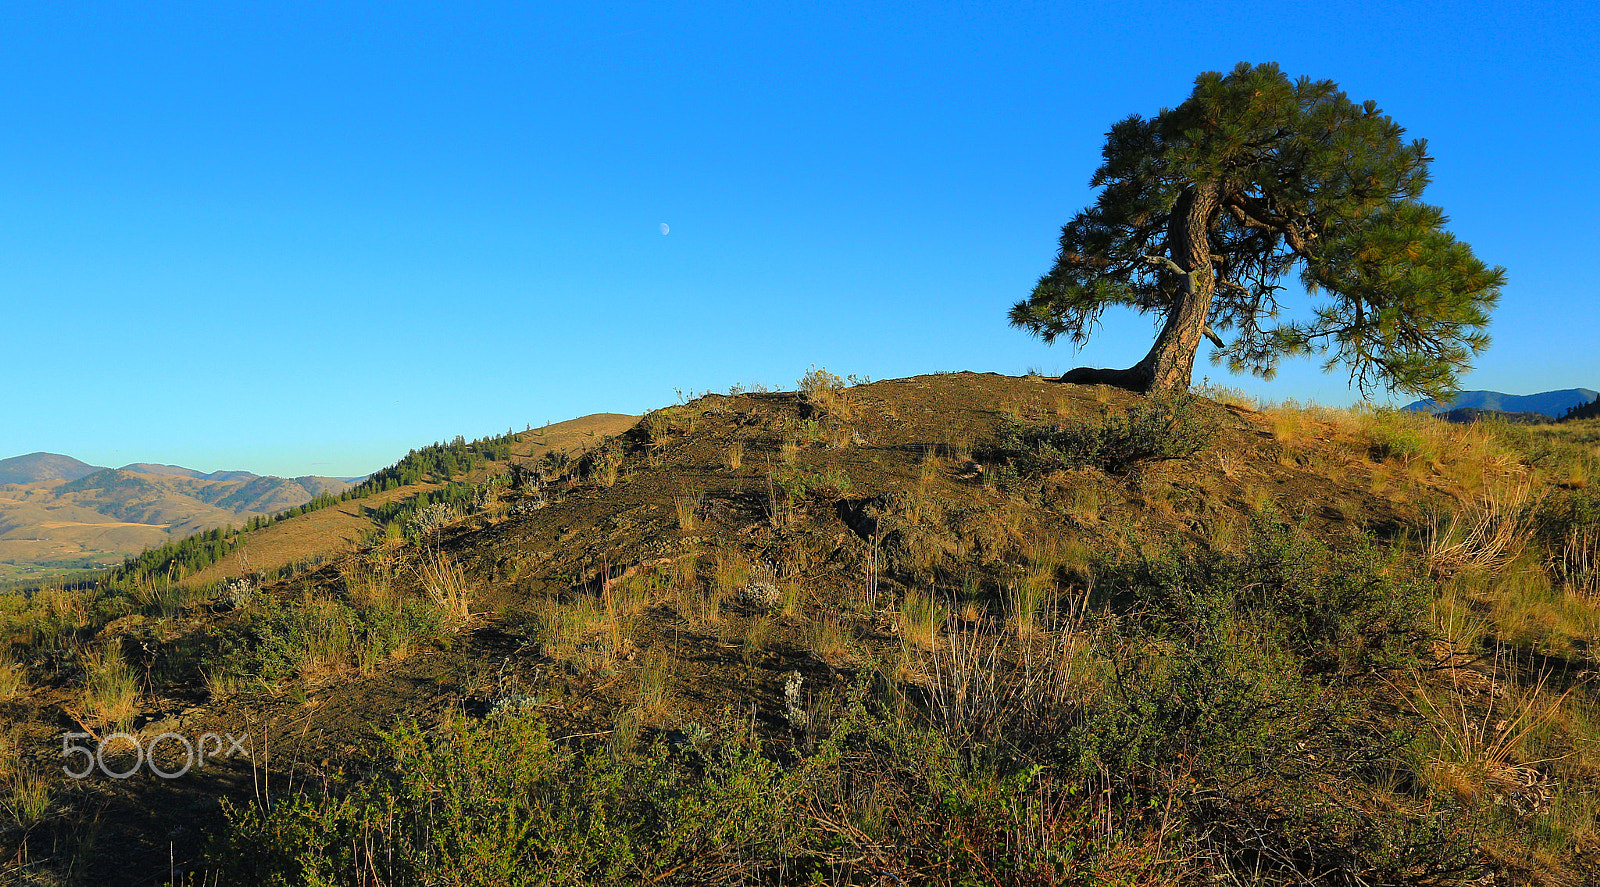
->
xmin=1099 ymin=515 xmax=1430 ymax=675
xmin=1063 ymin=520 xmax=1477 ymax=883
xmin=1366 ymin=412 xmax=1437 ymax=463
xmin=989 ymin=390 xmax=1216 ymax=476
xmin=208 ymin=711 xmax=803 ymax=886
xmin=221 ymin=595 xmax=447 ymax=687
xmin=770 ymin=466 xmax=851 ymax=505
xmin=802 ymin=691 xmax=1184 ymax=883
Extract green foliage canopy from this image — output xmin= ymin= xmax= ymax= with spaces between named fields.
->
xmin=1011 ymin=62 xmax=1505 ymax=397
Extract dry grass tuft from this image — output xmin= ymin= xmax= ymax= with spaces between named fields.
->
xmin=0 ymin=648 xmax=23 ymax=700
xmin=1405 ymin=652 xmax=1577 ymax=817
xmin=898 ymin=590 xmax=946 ymax=650
xmin=1425 ymin=480 xmax=1537 ymax=579
xmin=810 ymin=615 xmax=853 ymax=667
xmin=2 ymin=764 xmax=51 ymax=830
xmin=416 ymin=550 xmax=473 ymax=630
xmin=674 ymin=486 xmax=703 ymax=532
xmin=83 ymin=643 xmax=139 ymax=731
xmin=635 ymin=653 xmax=670 ymax=719
xmin=1004 ymin=577 xmax=1053 ymax=640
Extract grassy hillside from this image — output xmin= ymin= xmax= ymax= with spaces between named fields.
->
xmin=0 ymin=467 xmax=361 ymax=585
xmin=0 ymin=416 xmax=635 ymax=589
xmin=2 ymin=374 xmax=1598 ymax=885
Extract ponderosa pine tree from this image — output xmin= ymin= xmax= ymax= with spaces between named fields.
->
xmin=1010 ymin=62 xmax=1505 ymax=397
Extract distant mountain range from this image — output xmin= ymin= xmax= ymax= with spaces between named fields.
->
xmin=1403 ymin=389 xmax=1599 ymax=419
xmin=0 ymin=452 xmax=359 ymax=579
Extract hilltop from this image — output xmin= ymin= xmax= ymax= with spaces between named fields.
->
xmin=2 ymin=374 xmax=1598 ymax=885
xmin=0 ymin=453 xmax=105 ymax=486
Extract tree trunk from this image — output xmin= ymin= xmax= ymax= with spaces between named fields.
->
xmin=1061 ymin=181 xmax=1222 ymax=393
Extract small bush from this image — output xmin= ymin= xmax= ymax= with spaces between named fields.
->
xmin=220 ymin=593 xmax=449 ymax=688
xmin=1100 ymin=515 xmax=1431 ymax=675
xmin=770 ymin=466 xmax=851 ymax=506
xmin=797 ymin=365 xmax=853 ymax=420
xmin=1534 ymin=488 xmax=1600 ymax=592
xmin=207 ymin=711 xmax=804 ymax=886
xmin=989 ymin=390 xmax=1216 ymax=476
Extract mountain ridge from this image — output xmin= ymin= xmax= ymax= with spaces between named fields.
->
xmin=1403 ymin=387 xmax=1598 ymax=418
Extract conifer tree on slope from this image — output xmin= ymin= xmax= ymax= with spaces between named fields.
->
xmin=1010 ymin=62 xmax=1505 ymax=398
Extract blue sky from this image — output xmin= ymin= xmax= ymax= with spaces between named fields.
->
xmin=2 ymin=1 xmax=1594 ymax=478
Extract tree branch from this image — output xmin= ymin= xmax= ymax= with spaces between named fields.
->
xmin=1140 ymin=254 xmax=1187 ymax=275
xmin=1224 ymin=194 xmax=1315 ymax=258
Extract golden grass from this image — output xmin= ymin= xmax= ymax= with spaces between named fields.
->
xmin=1195 ymin=382 xmax=1258 ymax=411
xmin=941 ymin=431 xmax=973 ymax=461
xmin=1424 ymin=479 xmax=1536 ymax=578
xmin=2 ymin=765 xmax=51 ymax=829
xmin=726 ymin=441 xmax=743 ymax=470
xmin=416 ymin=550 xmax=473 ymax=631
xmin=0 ymin=648 xmax=23 ymax=700
xmin=652 ymin=545 xmax=696 ymax=596
xmin=741 ymin=616 xmax=772 ymax=664
xmin=344 ymin=562 xmax=402 ymax=612
xmin=1241 ymin=481 xmax=1275 ymax=513
xmin=1555 ymin=526 xmax=1600 ymax=597
xmin=674 ymin=487 xmax=703 ymax=532
xmin=202 ymin=667 xmax=243 ymax=700
xmin=918 ymin=446 xmax=940 ymax=487
xmin=291 ymin=596 xmax=356 ymax=681
xmin=1262 ymin=400 xmax=1317 ymax=446
xmin=682 ymin=582 xmax=723 ymax=627
xmin=899 ymin=590 xmax=946 ymax=650
xmin=1404 ymin=651 xmax=1578 ymax=817
xmin=810 ymin=614 xmax=853 ymax=667
xmin=1005 ymin=576 xmax=1053 ymax=640
xmin=1440 ymin=542 xmax=1600 ymax=660
xmin=1065 ymin=483 xmax=1103 ymax=524
xmin=83 ymin=644 xmax=139 ymax=731
xmin=713 ymin=549 xmax=750 ymax=597
xmin=635 ymin=653 xmax=670 ymax=719
xmin=778 ymin=580 xmax=806 ymax=619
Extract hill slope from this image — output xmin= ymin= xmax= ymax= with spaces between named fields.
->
xmin=177 ymin=411 xmax=638 ymax=588
xmin=0 ymin=465 xmax=360 ymax=581
xmin=4 ymin=378 xmax=1597 ymax=885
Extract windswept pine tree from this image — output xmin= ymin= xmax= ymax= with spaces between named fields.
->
xmin=1011 ymin=62 xmax=1505 ymax=397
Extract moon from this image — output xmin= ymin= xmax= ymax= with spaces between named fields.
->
xmin=659 ymin=223 xmax=670 ymax=236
